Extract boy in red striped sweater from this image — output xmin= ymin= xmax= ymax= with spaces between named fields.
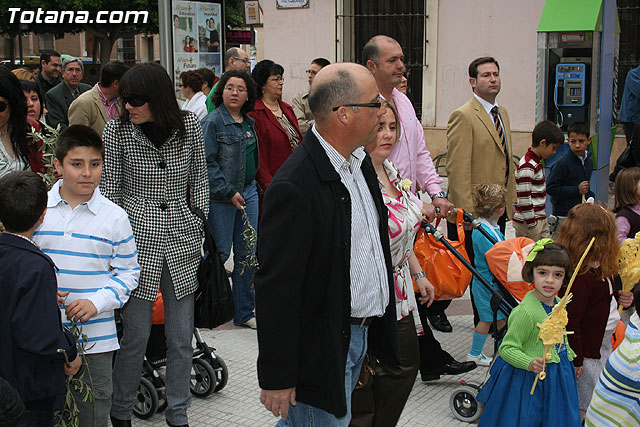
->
xmin=512 ymin=120 xmax=564 ymax=240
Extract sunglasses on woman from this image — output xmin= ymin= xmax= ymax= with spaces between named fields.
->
xmin=0 ymin=101 xmax=8 ymax=112
xmin=123 ymin=96 xmax=149 ymax=107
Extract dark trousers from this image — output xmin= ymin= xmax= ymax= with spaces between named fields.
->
xmin=350 ymin=315 xmax=419 ymax=427
xmin=624 ymin=122 xmax=635 ymax=143
xmin=416 ymin=298 xmax=454 ymax=373
xmin=17 ymin=410 xmax=54 ymax=427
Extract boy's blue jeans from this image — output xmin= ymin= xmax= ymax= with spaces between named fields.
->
xmin=208 ymin=180 xmax=258 ymax=325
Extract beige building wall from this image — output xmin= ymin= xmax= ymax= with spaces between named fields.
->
xmin=259 ymin=0 xmax=548 ymax=162
xmin=261 ymin=2 xmax=335 ymax=105
xmin=432 ymin=0 xmax=546 ymax=160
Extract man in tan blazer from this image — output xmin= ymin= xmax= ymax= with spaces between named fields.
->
xmin=69 ymin=61 xmax=128 ymax=135
xmin=446 ymin=57 xmax=516 ymax=345
xmin=446 ymin=57 xmax=516 ymax=226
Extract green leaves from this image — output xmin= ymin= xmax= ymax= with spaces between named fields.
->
xmin=29 ymin=121 xmax=61 ymax=190
xmin=54 ymin=321 xmax=94 ymax=427
xmin=238 ymin=207 xmax=258 ymax=276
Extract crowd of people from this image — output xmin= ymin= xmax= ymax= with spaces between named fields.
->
xmin=0 ymin=34 xmax=639 ymax=427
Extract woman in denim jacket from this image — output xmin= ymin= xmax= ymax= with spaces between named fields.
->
xmin=201 ymin=70 xmax=259 ymax=328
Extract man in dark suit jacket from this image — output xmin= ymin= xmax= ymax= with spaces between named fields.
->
xmin=45 ymin=57 xmax=91 ymax=130
xmin=34 ymin=49 xmax=61 ymax=97
xmin=255 ymin=63 xmax=398 ymax=425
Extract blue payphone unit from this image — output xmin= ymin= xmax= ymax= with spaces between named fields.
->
xmin=553 ymin=63 xmax=588 ymax=128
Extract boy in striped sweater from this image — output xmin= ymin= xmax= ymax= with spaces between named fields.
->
xmin=33 ymin=125 xmax=140 ymax=427
xmin=512 ymin=121 xmax=564 ymax=240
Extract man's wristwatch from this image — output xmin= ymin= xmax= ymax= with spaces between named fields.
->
xmin=431 ymin=191 xmax=447 ymax=200
xmin=412 ymin=271 xmax=427 ymax=281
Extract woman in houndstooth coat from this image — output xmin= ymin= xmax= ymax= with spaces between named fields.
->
xmin=102 ymin=63 xmax=209 ymax=427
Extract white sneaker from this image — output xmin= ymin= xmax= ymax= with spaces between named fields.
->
xmin=242 ymin=317 xmax=257 ymax=329
xmin=466 ymin=353 xmax=492 ymax=367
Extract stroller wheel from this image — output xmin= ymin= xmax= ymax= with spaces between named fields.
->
xmin=212 ymin=356 xmax=229 ymax=392
xmin=190 ymin=358 xmax=217 ymax=397
xmin=449 ymin=385 xmax=484 ymax=423
xmin=133 ymin=377 xmax=159 ymax=419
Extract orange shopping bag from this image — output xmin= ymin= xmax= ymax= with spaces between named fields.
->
xmin=152 ymin=289 xmax=165 ymax=325
xmin=412 ymin=209 xmax=472 ymax=300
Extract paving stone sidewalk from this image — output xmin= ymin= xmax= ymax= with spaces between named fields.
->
xmin=126 ymin=308 xmax=493 ymax=427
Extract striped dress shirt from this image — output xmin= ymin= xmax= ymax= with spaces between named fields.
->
xmin=33 ymin=181 xmax=140 ymax=354
xmin=313 ymin=126 xmax=389 ymax=317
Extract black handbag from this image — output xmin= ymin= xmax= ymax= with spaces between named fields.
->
xmin=191 ymin=208 xmax=234 ymax=329
xmin=610 ymin=142 xmax=635 ymax=182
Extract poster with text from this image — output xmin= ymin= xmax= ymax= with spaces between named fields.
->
xmin=198 ymin=2 xmax=222 ymax=53
xmin=199 ymin=54 xmax=222 ymax=79
xmin=174 ymin=54 xmax=200 ymax=98
xmin=173 ymin=1 xmax=199 ymax=54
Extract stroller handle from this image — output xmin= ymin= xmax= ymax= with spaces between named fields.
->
xmin=452 ymin=208 xmax=499 ymax=245
xmin=420 ymin=220 xmax=513 ymax=317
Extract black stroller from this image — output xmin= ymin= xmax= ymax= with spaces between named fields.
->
xmin=419 ymin=211 xmax=521 ymax=422
xmin=114 ymin=320 xmax=229 ymax=420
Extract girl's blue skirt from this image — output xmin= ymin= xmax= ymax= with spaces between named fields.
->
xmin=477 ymin=346 xmax=581 ymax=427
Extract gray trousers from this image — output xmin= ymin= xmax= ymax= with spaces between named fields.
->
xmin=73 ymin=352 xmax=113 ymax=427
xmin=111 ymin=260 xmax=195 ymax=425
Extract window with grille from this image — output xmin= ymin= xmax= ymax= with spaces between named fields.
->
xmin=117 ymin=36 xmax=136 ymax=65
xmin=336 ymin=0 xmax=426 ymax=118
xmin=38 ymin=34 xmax=54 ymax=51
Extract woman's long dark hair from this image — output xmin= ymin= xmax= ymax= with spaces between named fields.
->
xmin=0 ymin=66 xmax=29 ymax=163
xmin=118 ymin=63 xmax=186 ymax=138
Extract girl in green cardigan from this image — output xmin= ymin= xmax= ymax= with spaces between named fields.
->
xmin=477 ymin=241 xmax=581 ymax=426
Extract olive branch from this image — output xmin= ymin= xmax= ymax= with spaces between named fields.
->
xmin=54 ymin=322 xmax=95 ymax=427
xmin=238 ymin=207 xmax=258 ymax=276
xmin=28 ymin=122 xmax=61 ymax=190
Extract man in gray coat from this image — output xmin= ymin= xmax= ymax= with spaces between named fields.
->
xmin=45 ymin=57 xmax=91 ymax=130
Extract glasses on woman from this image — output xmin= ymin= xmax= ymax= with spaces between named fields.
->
xmin=0 ymin=101 xmax=7 ymax=112
xmin=123 ymin=96 xmax=149 ymax=107
xmin=305 ymin=69 xmax=318 ymax=76
xmin=268 ymin=76 xmax=284 ymax=83
xmin=224 ymin=86 xmax=247 ymax=94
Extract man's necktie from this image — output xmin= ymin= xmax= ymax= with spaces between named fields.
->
xmin=491 ymin=106 xmax=509 ymax=182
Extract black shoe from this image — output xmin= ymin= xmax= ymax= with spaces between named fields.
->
xmin=427 ymin=311 xmax=453 ymax=332
xmin=110 ymin=416 xmax=132 ymax=427
xmin=421 ymin=360 xmax=477 ymax=381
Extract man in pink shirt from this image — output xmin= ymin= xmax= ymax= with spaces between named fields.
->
xmin=364 ymin=35 xmax=476 ymax=381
